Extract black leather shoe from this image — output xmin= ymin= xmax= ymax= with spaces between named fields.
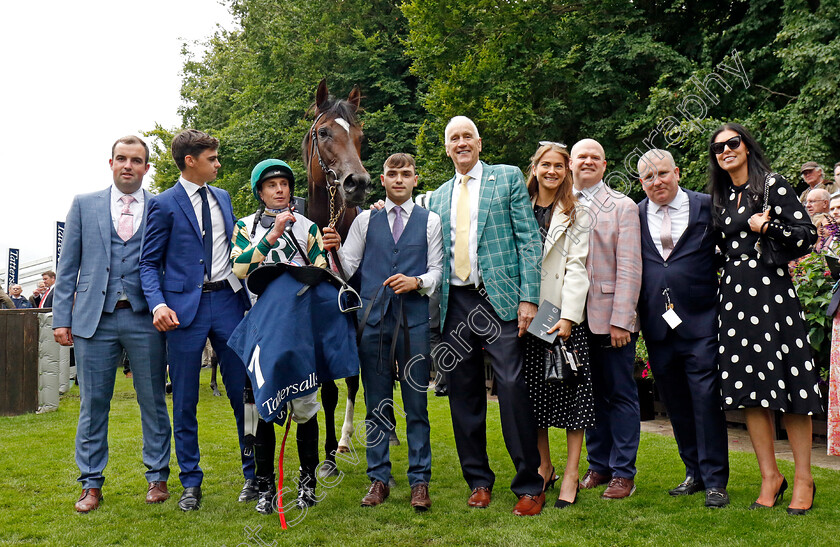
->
xmin=705 ymin=487 xmax=730 ymax=508
xmin=178 ymin=487 xmax=202 ymax=511
xmin=238 ymin=479 xmax=259 ymax=502
xmin=669 ymin=476 xmax=705 ymax=496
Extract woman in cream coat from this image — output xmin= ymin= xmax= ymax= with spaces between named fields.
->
xmin=522 ymin=142 xmax=593 ymax=509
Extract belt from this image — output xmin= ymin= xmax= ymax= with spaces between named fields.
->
xmin=202 ymin=280 xmax=229 ymax=292
xmin=114 ymin=300 xmax=132 ymax=310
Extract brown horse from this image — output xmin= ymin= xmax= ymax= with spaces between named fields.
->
xmin=303 ymin=79 xmax=370 ymax=471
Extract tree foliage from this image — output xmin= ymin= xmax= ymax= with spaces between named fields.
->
xmin=149 ymin=0 xmax=840 ymax=207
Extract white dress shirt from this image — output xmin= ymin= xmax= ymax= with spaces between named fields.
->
xmin=448 ymin=162 xmax=482 ymax=286
xmin=646 ymin=188 xmax=689 ymax=258
xmin=338 ymin=197 xmax=443 ymax=295
xmin=110 ymin=185 xmax=144 ymax=236
xmin=573 ymin=180 xmax=609 ymax=208
xmin=179 ymin=177 xmax=232 ymax=282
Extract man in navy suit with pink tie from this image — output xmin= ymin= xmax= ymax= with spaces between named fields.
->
xmin=636 ymin=148 xmax=729 ymax=508
xmin=140 ymin=129 xmax=253 ymax=511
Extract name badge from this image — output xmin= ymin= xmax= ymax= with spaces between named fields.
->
xmin=662 ymin=308 xmax=682 ymax=329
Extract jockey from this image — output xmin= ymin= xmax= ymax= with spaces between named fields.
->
xmin=230 ymin=159 xmax=328 ymax=514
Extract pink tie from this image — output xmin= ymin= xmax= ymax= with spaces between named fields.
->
xmin=118 ymin=195 xmax=135 ymax=241
xmin=661 ymin=205 xmax=674 ymax=259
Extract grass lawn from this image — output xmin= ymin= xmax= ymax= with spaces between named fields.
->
xmin=2 ymin=369 xmax=839 ymax=546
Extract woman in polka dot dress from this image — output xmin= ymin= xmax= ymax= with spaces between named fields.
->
xmin=523 ymin=142 xmax=594 ymax=509
xmin=709 ymin=123 xmax=820 ymax=515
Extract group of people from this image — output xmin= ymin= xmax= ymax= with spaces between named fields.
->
xmin=1 ymin=271 xmax=56 ymax=309
xmin=51 ymin=115 xmax=825 ymax=520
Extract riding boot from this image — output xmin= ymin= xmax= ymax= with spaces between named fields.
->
xmin=255 ymin=476 xmax=276 ymax=515
xmin=253 ymin=418 xmax=277 ymax=480
xmin=297 ymin=416 xmax=319 ymax=508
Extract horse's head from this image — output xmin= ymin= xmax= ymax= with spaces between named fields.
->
xmin=305 ymin=79 xmax=370 ymax=208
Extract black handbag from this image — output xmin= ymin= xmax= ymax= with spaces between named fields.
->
xmin=827 ymin=281 xmax=840 ymax=318
xmin=756 ymin=172 xmax=811 ymax=266
xmin=544 ymin=338 xmax=580 ymax=383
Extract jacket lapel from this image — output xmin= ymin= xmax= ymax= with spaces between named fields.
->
xmin=174 ymin=183 xmax=203 ymax=241
xmin=96 ymin=187 xmax=113 ymax=262
xmin=140 ymin=189 xmax=153 ymax=249
xmin=638 ymin=198 xmax=660 ymax=258
xmin=438 ymin=177 xmax=455 ymax=259
xmin=536 ymin=197 xmax=570 ymax=257
xmin=670 ymin=190 xmax=699 ymax=256
xmin=475 ymin=162 xmax=495 ymax=238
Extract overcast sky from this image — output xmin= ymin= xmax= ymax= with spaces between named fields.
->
xmin=0 ymin=1 xmax=234 ymax=273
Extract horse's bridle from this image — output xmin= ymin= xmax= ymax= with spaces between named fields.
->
xmin=307 ymin=112 xmax=345 ymax=228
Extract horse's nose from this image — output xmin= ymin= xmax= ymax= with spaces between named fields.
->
xmin=344 ymin=173 xmax=371 ymax=195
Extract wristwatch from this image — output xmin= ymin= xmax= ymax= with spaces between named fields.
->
xmin=415 ymin=276 xmax=424 ymax=289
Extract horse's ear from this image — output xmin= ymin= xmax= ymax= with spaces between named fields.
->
xmin=316 ymin=79 xmax=329 ymax=109
xmin=347 ymin=85 xmax=361 ymax=112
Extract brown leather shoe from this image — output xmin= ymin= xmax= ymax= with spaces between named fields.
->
xmin=467 ymin=486 xmax=491 ymax=508
xmin=74 ymin=488 xmax=102 ymax=513
xmin=361 ymin=480 xmax=390 ymax=507
xmin=579 ymin=469 xmax=611 ymax=489
xmin=410 ymin=483 xmax=432 ymax=512
xmin=602 ymin=477 xmax=636 ymax=499
xmin=512 ymin=492 xmax=545 ymax=516
xmin=146 ymin=481 xmax=170 ymax=504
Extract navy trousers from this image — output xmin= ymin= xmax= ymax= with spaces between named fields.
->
xmin=359 ymin=314 xmax=432 ymax=487
xmin=647 ymin=333 xmax=729 ymax=488
xmin=585 ymin=331 xmax=640 ymax=479
xmin=166 ymin=287 xmax=253 ymax=488
xmin=442 ymin=286 xmax=542 ymax=496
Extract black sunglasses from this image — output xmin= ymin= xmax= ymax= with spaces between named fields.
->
xmin=710 ymin=135 xmax=742 ymax=155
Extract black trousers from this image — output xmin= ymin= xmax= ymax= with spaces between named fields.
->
xmin=441 ymin=286 xmax=542 ymax=496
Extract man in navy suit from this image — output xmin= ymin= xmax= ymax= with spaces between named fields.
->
xmin=53 ymin=136 xmax=172 ymax=512
xmin=636 ymin=149 xmax=729 ymax=508
xmin=140 ymin=129 xmax=252 ymax=511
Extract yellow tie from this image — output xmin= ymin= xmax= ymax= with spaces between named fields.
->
xmin=454 ymin=174 xmax=471 ymax=282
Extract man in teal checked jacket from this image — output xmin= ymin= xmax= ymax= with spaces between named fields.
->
xmin=428 ymin=116 xmax=545 ymax=516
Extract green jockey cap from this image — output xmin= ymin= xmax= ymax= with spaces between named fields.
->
xmin=250 ymin=159 xmax=295 ymax=203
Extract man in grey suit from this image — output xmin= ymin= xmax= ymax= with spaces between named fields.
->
xmin=53 ymin=136 xmax=171 ymax=513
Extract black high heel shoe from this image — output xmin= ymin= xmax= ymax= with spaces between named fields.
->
xmin=749 ymin=476 xmax=787 ymax=510
xmin=787 ymin=481 xmax=816 ymax=515
xmin=554 ymin=484 xmax=579 ymax=509
xmin=543 ymin=466 xmax=559 ymax=492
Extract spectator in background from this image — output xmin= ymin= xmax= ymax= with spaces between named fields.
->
xmin=29 ymin=282 xmax=46 ymax=307
xmin=805 ymin=189 xmax=831 ymax=220
xmin=812 ymin=213 xmax=838 ymax=253
xmin=833 ymin=162 xmax=840 ymax=188
xmin=799 ymin=162 xmax=837 ymax=205
xmin=39 ymin=270 xmax=56 ymax=308
xmin=0 ymin=290 xmax=13 ymax=310
xmin=9 ymin=285 xmax=32 ymax=309
xmin=831 ymin=194 xmax=840 ymax=222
